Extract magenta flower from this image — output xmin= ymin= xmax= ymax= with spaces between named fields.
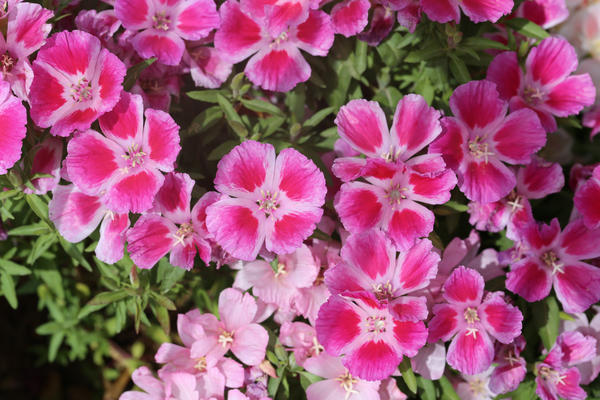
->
xmin=517 ymin=0 xmax=568 ymax=29
xmin=506 ymin=216 xmax=600 ymax=313
xmin=573 ymin=165 xmax=600 ymax=230
xmin=65 ymin=91 xmax=180 ymax=214
xmin=333 ymin=95 xmax=457 ymax=250
xmin=127 ymin=172 xmax=221 ymax=270
xmin=316 ymin=291 xmax=427 ymax=380
xmin=29 ymin=30 xmax=126 ymax=137
xmin=489 ymin=336 xmax=527 ymax=394
xmin=205 ymin=140 xmax=326 ymax=261
xmin=185 ymin=43 xmax=233 ymax=90
xmin=49 ymin=184 xmax=130 ymax=264
xmin=0 ymin=78 xmax=26 ymax=175
xmin=0 ymin=2 xmax=52 ymax=99
xmin=325 ymin=229 xmax=439 ymax=323
xmin=330 ymin=0 xmax=370 ymax=37
xmin=24 ymin=137 xmax=63 ymax=195
xmin=428 ymin=266 xmax=523 ymax=375
xmin=430 ymin=80 xmax=546 ymax=204
xmin=214 ymin=0 xmax=334 ymax=91
xmin=562 ymin=313 xmax=600 ymax=384
xmin=421 ymin=0 xmax=513 ymax=23
xmin=487 ymin=37 xmax=596 ymax=133
xmin=114 ymin=0 xmax=219 ymax=65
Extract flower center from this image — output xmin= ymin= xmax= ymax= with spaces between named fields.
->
xmin=468 ymin=137 xmax=493 ymax=162
xmin=523 ymin=85 xmax=545 ymax=106
xmin=365 ymin=315 xmax=387 ymax=334
xmin=172 ymin=223 xmax=194 ymax=246
xmin=386 ymin=184 xmax=409 ymax=205
xmin=139 ymin=78 xmax=163 ymax=93
xmin=194 ymin=356 xmax=207 ymax=373
xmin=218 ymin=330 xmax=234 ymax=348
xmin=257 ymin=190 xmax=280 ymax=216
xmin=506 ymin=190 xmax=524 ymax=212
xmin=121 ymin=143 xmax=147 ymax=169
xmin=464 ymin=307 xmax=480 ymax=338
xmin=539 ymin=366 xmax=567 ymax=385
xmin=541 ymin=250 xmax=563 ymax=275
xmin=274 ymin=262 xmax=287 ymax=278
xmin=504 ymin=349 xmax=520 ymax=366
xmin=271 ymin=31 xmax=289 ymax=47
xmin=335 ymin=371 xmax=359 ymax=400
xmin=372 ymin=281 xmax=393 ymax=301
xmin=468 ymin=378 xmax=487 ymax=396
xmin=381 ymin=146 xmax=402 ymax=162
xmin=310 ymin=337 xmax=324 ymax=357
xmin=152 ymin=11 xmax=171 ymax=31
xmin=71 ymin=78 xmax=92 ymax=102
xmin=1 ymin=53 xmax=15 ymax=74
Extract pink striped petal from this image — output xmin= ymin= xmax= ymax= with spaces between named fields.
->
xmin=143 ymin=108 xmax=180 ymax=172
xmin=174 ymin=0 xmax=219 ymax=40
xmin=517 ymin=158 xmax=564 ymax=199
xmin=344 ymin=340 xmax=401 ymax=381
xmin=443 ymin=266 xmax=484 ymax=305
xmin=231 ymin=323 xmax=269 ymax=366
xmin=492 ymin=108 xmax=546 ymax=164
xmin=294 ymin=10 xmax=334 ymax=56
xmin=169 ymin=240 xmax=197 ymax=270
xmin=526 ymin=37 xmax=578 ymax=86
xmin=26 ymin=137 xmax=62 ymax=195
xmin=560 ymin=218 xmax=600 ymax=260
xmin=245 ymin=45 xmax=311 ymax=92
xmin=421 ymin=0 xmax=460 ymax=22
xmin=0 ymin=80 xmax=26 ymax=174
xmin=334 ymin=99 xmax=390 ymax=157
xmin=429 ymin=117 xmax=467 ymax=170
xmin=386 ymin=200 xmax=434 ymax=251
xmin=480 ymin=293 xmax=522 ymax=343
xmin=114 ymin=0 xmax=151 ymax=30
xmin=486 ymin=51 xmax=521 ymax=100
xmin=127 ymin=214 xmax=177 ymax=269
xmin=191 ymin=191 xmax=222 ymax=234
xmin=559 ymin=331 xmax=597 ymax=366
xmin=396 ymin=239 xmax=439 ymax=293
xmin=428 ymin=304 xmax=459 ymax=343
xmin=96 ymin=213 xmax=129 ymax=264
xmin=274 ymin=147 xmax=326 ymax=205
xmin=6 ymin=2 xmax=52 ymax=58
xmin=357 ymin=4 xmax=395 ymax=45
xmin=214 ymin=0 xmax=265 ymax=63
xmin=330 ymin=0 xmax=370 ymax=37
xmin=266 ymin=208 xmax=323 ymax=255
xmin=389 ymin=296 xmax=428 ymax=322
xmin=105 ymin=168 xmax=164 ymax=214
xmin=335 ymin=182 xmax=384 ymax=232
xmin=342 ymin=229 xmax=394 ymax=280
xmin=315 ymin=294 xmax=362 ymax=355
xmin=554 ymin=262 xmax=600 ymax=313
xmin=49 ymin=185 xmax=105 ymax=242
xmin=447 ymin=330 xmax=494 ymax=375
xmin=574 ymin=177 xmax=600 ymax=230
xmin=99 ymin=91 xmax=144 ymax=148
xmin=545 ymin=74 xmax=596 ymax=117
xmin=461 ymin=158 xmax=516 ymax=204
xmin=506 ymin=258 xmax=552 ymax=302
xmin=332 ymin=157 xmax=366 ymax=182
xmin=408 ymin=165 xmax=457 ymax=205
xmin=392 ymin=320 xmax=428 ymax=357
xmin=131 ymin=30 xmax=185 ymax=65
xmin=154 ymin=172 xmax=194 ymax=225
xmin=460 ymin=0 xmax=513 ymax=22
xmin=450 ymin=80 xmax=507 ymax=130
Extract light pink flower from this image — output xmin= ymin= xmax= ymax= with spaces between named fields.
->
xmin=0 ymin=78 xmax=26 ymax=174
xmin=421 ymin=0 xmax=512 ymax=23
xmin=455 ymin=368 xmax=497 ymax=400
xmin=279 ymin=321 xmax=324 ymax=366
xmin=316 ymin=291 xmax=427 ymax=380
xmin=573 ymin=165 xmax=600 ymax=230
xmin=0 ymin=2 xmax=52 ymax=100
xmin=303 ymin=352 xmax=381 ymax=400
xmin=114 ymin=0 xmax=219 ymax=65
xmin=410 ymin=342 xmax=446 ymax=380
xmin=489 ymin=336 xmax=527 ymax=394
xmin=49 ymin=184 xmax=129 ymax=264
xmin=430 ymin=80 xmax=546 ymax=203
xmin=517 ymin=0 xmax=568 ymax=29
xmin=428 ymin=266 xmax=523 ymax=375
xmin=75 ymin=9 xmax=122 ymax=49
xmin=185 ymin=42 xmax=233 ymax=89
xmin=29 ymin=30 xmax=126 ymax=137
xmin=561 ymin=312 xmax=600 ymax=384
xmin=486 ymin=37 xmax=596 ymax=133
xmin=333 ymin=95 xmax=456 ymax=250
xmin=24 ymin=137 xmax=63 ymax=195
xmin=583 ymin=104 xmax=600 ymax=139
xmin=214 ymin=0 xmax=334 ymax=91
xmin=65 ymin=91 xmax=180 ymax=214
xmin=127 ymin=172 xmax=220 ymax=270
xmin=506 ymin=216 xmax=600 ymax=313
xmin=206 ymin=140 xmax=326 ymax=261
xmin=120 ymin=366 xmax=200 ymax=400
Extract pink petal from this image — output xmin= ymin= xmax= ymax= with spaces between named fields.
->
xmin=0 ymin=81 xmax=26 ymax=174
xmin=344 ymin=340 xmax=401 ymax=381
xmin=490 ymin=359 xmax=526 ymax=394
xmin=266 ymin=209 xmax=323 ymax=255
xmin=245 ymin=45 xmax=311 ymax=92
xmin=526 ymin=37 xmax=578 ymax=85
xmin=213 ymin=0 xmax=265 ymax=63
xmin=126 ymin=214 xmax=177 ymax=269
xmin=492 ymin=108 xmax=546 ymax=164
xmin=175 ymin=0 xmax=220 ymax=40
xmin=386 ymin=200 xmax=434 ymax=251
xmin=334 ymin=99 xmax=390 ymax=157
xmin=98 ymin=91 xmax=144 ymax=148
xmin=335 ymin=182 xmax=385 ymax=232
xmin=506 ymin=258 xmax=553 ymax=302
xmin=390 ymin=94 xmax=442 ymax=160
xmin=294 ymin=10 xmax=334 ymax=56
xmin=574 ymin=178 xmax=600 ymax=230
xmin=65 ymin=130 xmax=122 ymax=195
xmin=392 ymin=320 xmax=428 ymax=357
xmin=143 ymin=108 xmax=180 ymax=171
xmin=559 ymin=218 xmax=600 ymax=260
xmin=480 ymin=293 xmax=523 ymax=343
xmin=131 ymin=30 xmax=185 ymax=65
xmin=214 ymin=140 xmax=275 ymax=197
xmin=6 ymin=2 xmax=52 ymax=58
xmin=443 ymin=265 xmax=484 ymax=305
xmin=105 ymin=168 xmax=164 ymax=214
xmin=410 ymin=343 xmax=446 ymax=380
xmin=169 ymin=241 xmax=197 ymax=270
xmin=408 ymin=164 xmax=457 ymax=204
xmin=427 ymin=304 xmax=459 ymax=342
xmin=114 ymin=0 xmax=151 ymax=30
xmin=26 ymin=137 xmax=63 ymax=195
xmin=389 ymin=296 xmax=429 ymax=322
xmin=429 ymin=117 xmax=466 ymax=170
xmin=559 ymin=331 xmax=598 ymax=366
xmin=219 ymin=288 xmax=257 ymax=331
xmin=232 ymin=323 xmax=269 ymax=366
xmin=517 ymin=158 xmax=564 ymax=199
xmin=396 ymin=239 xmax=439 ymax=293
xmin=96 ymin=213 xmax=129 ymax=264
xmin=332 ymin=157 xmax=367 ymax=182
xmin=341 ymin=229 xmax=395 ymax=281
xmin=461 ymin=158 xmax=516 ymax=204
xmin=205 ymin=198 xmax=263 ymax=261
xmin=97 ymin=48 xmax=127 ymax=113
xmin=545 ymin=74 xmax=596 ymax=117
xmin=447 ymin=330 xmax=494 ymax=375
xmin=274 ymin=147 xmax=326 ymax=205
xmin=460 ymin=0 xmax=513 ymax=22
xmin=315 ymin=294 xmax=362 ymax=355
xmin=264 ymin=0 xmax=307 ymax=37
xmin=191 ymin=191 xmax=222 ymax=234
xmin=486 ymin=51 xmax=521 ymax=100
xmin=450 ymin=80 xmax=507 ymax=130
xmin=554 ymin=262 xmax=600 ymax=313
xmin=154 ymin=172 xmax=194 ymax=225
xmin=49 ymin=185 xmax=105 ymax=242
xmin=555 ymin=367 xmax=587 ymax=400
xmin=330 ymin=0 xmax=370 ymax=37
xmin=357 ymin=4 xmax=395 ymax=46
xmin=518 ymin=0 xmax=568 ymax=28
xmin=421 ymin=0 xmax=460 ymax=22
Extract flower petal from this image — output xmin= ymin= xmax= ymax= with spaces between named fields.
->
xmin=143 ymin=108 xmax=180 ymax=172
xmin=480 ymin=293 xmax=523 ymax=344
xmin=335 ymin=182 xmax=385 ymax=233
xmin=105 ymin=168 xmax=164 ymax=214
xmin=49 ymin=185 xmax=105 ymax=242
xmin=526 ymin=37 xmax=578 ymax=86
xmin=330 ymin=0 xmax=370 ymax=37
xmin=446 ymin=330 xmax=494 ymax=375
xmin=395 ymin=239 xmax=440 ymax=293
xmin=293 ymin=10 xmax=334 ymax=56
xmin=449 ymin=80 xmax=507 ymax=130
xmin=334 ymin=99 xmax=390 ymax=157
xmin=245 ymin=45 xmax=311 ymax=92
xmin=153 ymin=172 xmax=194 ymax=225
xmin=98 ymin=91 xmax=144 ymax=148
xmin=96 ymin=213 xmax=129 ymax=264
xmin=386 ymin=200 xmax=434 ymax=251
xmin=554 ymin=262 xmax=600 ymax=313
xmin=126 ymin=214 xmax=177 ymax=269
xmin=460 ymin=158 xmax=516 ymax=204
xmin=486 ymin=51 xmax=521 ymax=100
xmin=443 ymin=266 xmax=484 ymax=305
xmin=506 ymin=258 xmax=553 ymax=302
xmin=492 ymin=108 xmax=546 ymax=164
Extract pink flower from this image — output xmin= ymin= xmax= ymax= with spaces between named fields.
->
xmin=561 ymin=312 xmax=600 ymax=384
xmin=214 ymin=0 xmax=334 ymax=91
xmin=489 ymin=336 xmax=527 ymax=394
xmin=0 ymin=2 xmax=52 ymax=99
xmin=517 ymin=0 xmax=569 ymax=29
xmin=0 ymin=78 xmax=26 ymax=174
xmin=357 ymin=5 xmax=396 ymax=46
xmin=428 ymin=266 xmax=523 ymax=375
xmin=129 ymin=60 xmax=181 ymax=112
xmin=65 ymin=91 xmax=180 ymax=214
xmin=333 ymin=95 xmax=456 ymax=250
xmin=430 ymin=80 xmax=546 ymax=203
xmin=184 ymin=42 xmax=233 ymax=90
xmin=506 ymin=216 xmax=600 ymax=313
xmin=573 ymin=165 xmax=600 ymax=230
xmin=279 ymin=321 xmax=324 ymax=366
xmin=316 ymin=291 xmax=428 ymax=380
xmin=120 ymin=366 xmax=200 ymax=400
xmin=206 ymin=140 xmax=326 ymax=261
xmin=75 ymin=9 xmax=121 ymax=49
xmin=24 ymin=137 xmax=63 ymax=195
xmin=303 ymin=352 xmax=381 ymax=399
xmin=330 ymin=0 xmax=370 ymax=37
xmin=29 ymin=30 xmax=126 ymax=137
xmin=583 ymin=104 xmax=600 ymax=140
xmin=379 ymin=377 xmax=407 ymax=400
xmin=114 ymin=0 xmax=219 ymax=65
xmin=486 ymin=37 xmax=596 ymax=133
xmin=127 ymin=172 xmax=220 ymax=270
xmin=421 ymin=0 xmax=512 ymax=23
xmin=325 ymin=229 xmax=439 ymax=325
xmin=49 ymin=184 xmax=129 ymax=264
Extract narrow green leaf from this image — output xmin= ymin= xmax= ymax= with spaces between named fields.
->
xmin=399 ymin=358 xmax=417 ymax=394
xmin=354 ymin=40 xmax=368 ymax=75
xmin=0 ymin=189 xmax=20 ymax=201
xmin=150 ymin=302 xmax=171 ymax=335
xmin=149 ymin=292 xmax=176 ymax=310
xmin=462 ymin=37 xmax=510 ymax=50
xmin=123 ymin=57 xmax=157 ymax=90
xmin=87 ymin=289 xmax=130 ymax=306
xmin=504 ymin=18 xmax=550 ymax=40
xmin=58 ymin=236 xmax=92 ymax=271
xmin=418 ymin=377 xmax=437 ymax=400
xmin=48 ymin=332 xmax=64 ymax=362
xmin=536 ymin=296 xmax=559 ymax=350
xmin=0 ymin=259 xmax=31 ymax=276
xmin=216 ymin=94 xmax=242 ymax=123
xmin=8 ymin=222 xmax=50 ymax=236
xmin=208 ymin=140 xmax=239 ymax=161
xmin=439 ymin=376 xmax=461 ymax=400
xmin=303 ymin=107 xmax=335 ymax=129
xmin=25 ymin=194 xmax=49 ymax=222
xmin=36 ymin=321 xmax=63 ymax=335
xmin=186 ymin=90 xmax=227 ymax=103
xmin=448 ymin=54 xmax=470 ymax=84
xmin=240 ymin=98 xmax=284 ymax=117
xmin=1 ymin=272 xmax=17 ymax=309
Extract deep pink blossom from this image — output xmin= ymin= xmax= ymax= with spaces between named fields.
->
xmin=127 ymin=172 xmax=220 ymax=270
xmin=49 ymin=184 xmax=129 ymax=264
xmin=75 ymin=9 xmax=121 ymax=49
xmin=430 ymin=80 xmax=546 ymax=204
xmin=316 ymin=291 xmax=428 ymax=380
xmin=428 ymin=266 xmax=523 ymax=375
xmin=29 ymin=30 xmax=126 ymax=137
xmin=24 ymin=137 xmax=63 ymax=195
xmin=0 ymin=78 xmax=26 ymax=174
xmin=517 ymin=0 xmax=568 ymax=29
xmin=487 ymin=37 xmax=596 ymax=133
xmin=214 ymin=0 xmax=334 ymax=91
xmin=573 ymin=165 xmax=600 ymax=230
xmin=333 ymin=95 xmax=456 ymax=250
xmin=421 ymin=0 xmax=513 ymax=23
xmin=506 ymin=216 xmax=600 ymax=313
xmin=583 ymin=104 xmax=600 ymax=140
xmin=330 ymin=0 xmax=370 ymax=37
xmin=65 ymin=91 xmax=180 ymax=214
xmin=206 ymin=140 xmax=326 ymax=261
xmin=489 ymin=336 xmax=527 ymax=394
xmin=561 ymin=313 xmax=600 ymax=384
xmin=114 ymin=0 xmax=219 ymax=65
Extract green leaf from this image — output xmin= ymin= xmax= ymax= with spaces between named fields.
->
xmin=505 ymin=379 xmax=536 ymax=400
xmin=0 ymin=259 xmax=31 ymax=276
xmin=186 ymin=106 xmax=223 ymax=135
xmin=354 ymin=40 xmax=368 ymax=75
xmin=418 ymin=377 xmax=437 ymax=400
xmin=87 ymin=289 xmax=130 ymax=306
xmin=77 ymin=303 xmax=107 ymax=320
xmin=208 ymin=140 xmax=239 ymax=161
xmin=303 ymin=107 xmax=335 ymax=129
xmin=1 ymin=271 xmax=17 ymax=308
xmin=399 ymin=357 xmax=417 ymax=394
xmin=58 ymin=236 xmax=92 ymax=271
xmin=150 ymin=302 xmax=171 ymax=335
xmin=7 ymin=222 xmax=50 ymax=236
xmin=504 ymin=18 xmax=550 ymax=40
xmin=37 ymin=268 xmax=64 ymax=299
xmin=559 ymin=311 xmax=575 ymax=321
xmin=123 ymin=57 xmax=157 ymax=91
xmin=462 ymin=37 xmax=510 ymax=50
xmin=48 ymin=332 xmax=64 ymax=362
xmin=0 ymin=188 xmax=20 ymax=201
xmin=187 ymin=90 xmax=228 ymax=103
xmin=36 ymin=321 xmax=63 ymax=335
xmin=240 ymin=98 xmax=284 ymax=117
xmin=25 ymin=194 xmax=49 ymax=222
xmin=149 ymin=292 xmax=176 ymax=311
xmin=535 ymin=296 xmax=560 ymax=350
xmin=448 ymin=54 xmax=470 ymax=84
xmin=439 ymin=376 xmax=461 ymax=400
xmin=217 ymin=94 xmax=242 ymax=123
